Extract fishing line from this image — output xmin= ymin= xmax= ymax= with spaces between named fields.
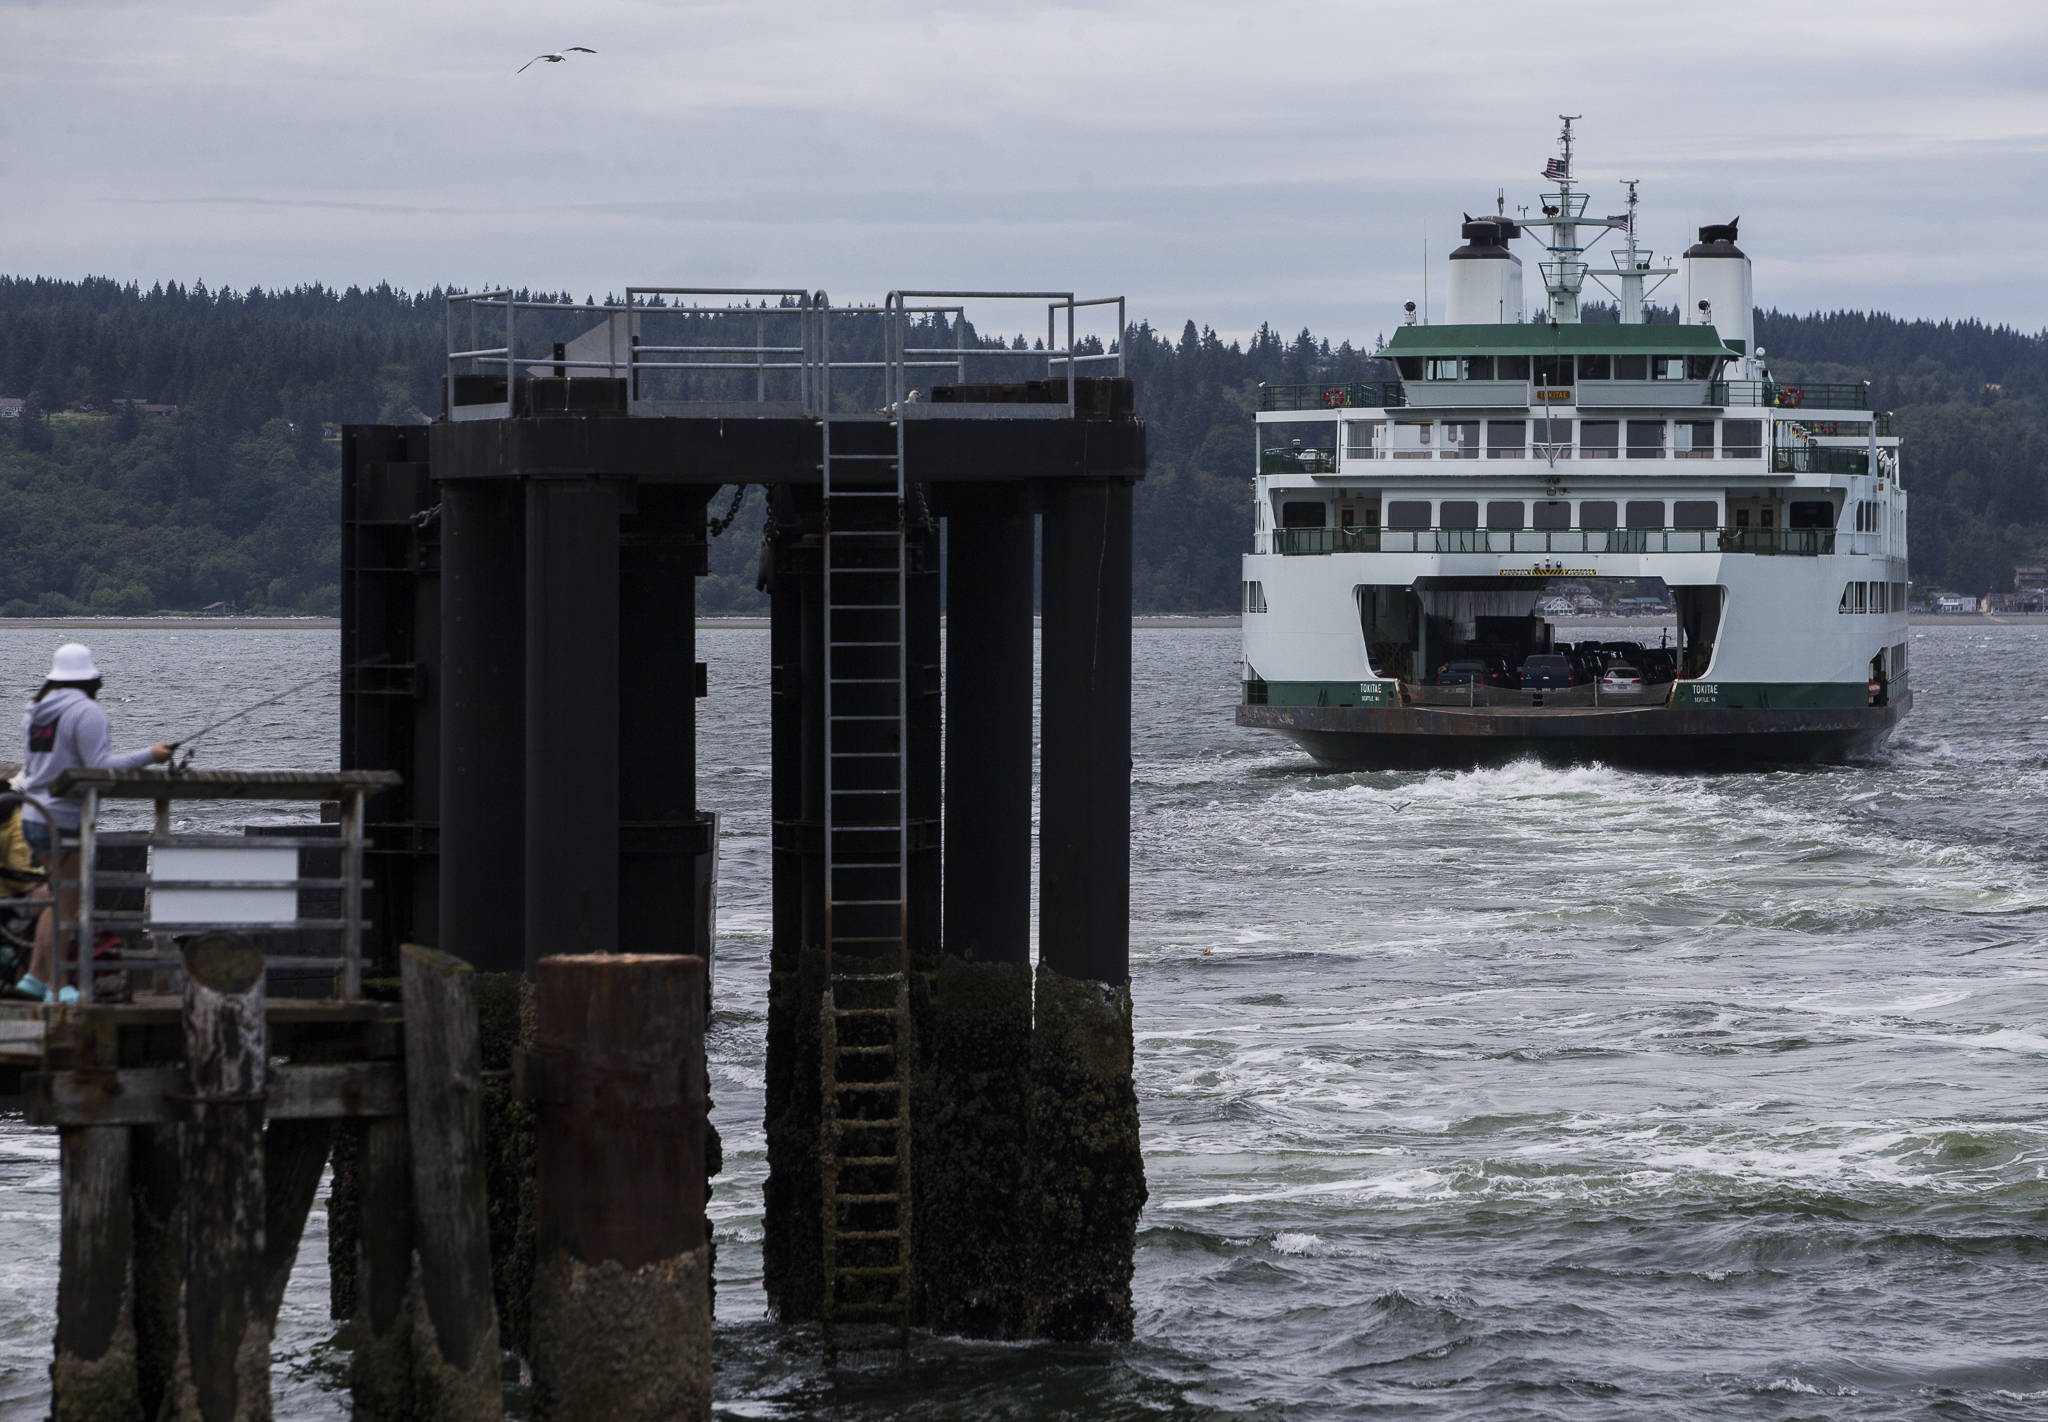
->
xmin=167 ymin=655 xmax=388 ymax=770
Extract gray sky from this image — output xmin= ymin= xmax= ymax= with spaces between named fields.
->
xmin=6 ymin=0 xmax=2047 ymax=343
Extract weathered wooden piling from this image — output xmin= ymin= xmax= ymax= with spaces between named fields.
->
xmin=53 ymin=1125 xmax=137 ymax=1421
xmin=395 ymin=945 xmax=502 ymax=1420
xmin=525 ymin=953 xmax=710 ymax=1422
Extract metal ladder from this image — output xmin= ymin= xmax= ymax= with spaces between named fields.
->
xmin=818 ymin=409 xmax=913 ymax=1367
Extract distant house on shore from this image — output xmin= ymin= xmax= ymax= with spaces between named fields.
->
xmin=0 ymin=397 xmax=23 ymax=420
xmin=2014 ymin=567 xmax=2047 ymax=592
xmin=109 ymin=398 xmax=178 ymax=417
xmin=1932 ymin=593 xmax=1982 ymax=615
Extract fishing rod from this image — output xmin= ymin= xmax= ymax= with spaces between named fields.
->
xmin=166 ymin=655 xmax=386 ymax=770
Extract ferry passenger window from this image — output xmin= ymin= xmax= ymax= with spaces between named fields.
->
xmin=1485 ymin=420 xmax=1526 ymax=458
xmin=1577 ymin=354 xmax=1612 ymax=380
xmin=1244 ymin=581 xmax=1267 ymax=614
xmin=1579 ymin=420 xmax=1619 ymax=459
xmin=1533 ymin=500 xmax=1571 ymax=530
xmin=1394 ymin=357 xmax=1423 ymax=381
xmin=1788 ymin=500 xmax=1835 ymax=529
xmin=1486 ymin=500 xmax=1525 ymax=530
xmin=1442 ymin=421 xmax=1480 ymax=459
xmin=1613 ymin=353 xmax=1649 ymax=380
xmin=1839 ymin=585 xmax=1851 ymax=613
xmin=1533 ymin=355 xmax=1574 ymax=387
xmin=1673 ymin=420 xmax=1714 ymax=458
xmin=1386 ymin=500 xmax=1432 ymax=530
xmin=1855 ymin=582 xmax=1868 ymax=613
xmin=1496 ymin=355 xmax=1531 ymax=380
xmin=1427 ymin=359 xmax=1462 ymax=381
xmin=1463 ymin=356 xmax=1495 ymax=380
xmin=1652 ymin=357 xmax=1687 ymax=380
xmin=1343 ymin=421 xmax=1378 ymax=457
xmin=1280 ymin=501 xmax=1327 ymax=529
xmin=1625 ymin=500 xmax=1665 ymax=529
xmin=1721 ymin=419 xmax=1763 ymax=458
xmin=1626 ymin=420 xmax=1667 ymax=458
xmin=1439 ymin=500 xmax=1479 ymax=529
xmin=1578 ymin=500 xmax=1618 ymax=529
xmin=1673 ymin=500 xmax=1718 ymax=529
xmin=1532 ymin=417 xmax=1572 ymax=451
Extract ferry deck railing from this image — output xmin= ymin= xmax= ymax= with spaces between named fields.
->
xmin=41 ymin=768 xmax=402 ymax=1003
xmin=445 ymin=289 xmax=1126 ymax=421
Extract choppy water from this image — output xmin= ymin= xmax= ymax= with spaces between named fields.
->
xmin=6 ymin=623 xmax=2048 ymax=1419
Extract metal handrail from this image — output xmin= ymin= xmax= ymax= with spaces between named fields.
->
xmin=1271 ymin=526 xmax=1838 ymax=556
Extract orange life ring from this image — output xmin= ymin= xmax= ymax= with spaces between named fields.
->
xmin=1321 ymin=385 xmax=1347 ymax=409
xmin=1779 ymin=385 xmax=1804 ymax=408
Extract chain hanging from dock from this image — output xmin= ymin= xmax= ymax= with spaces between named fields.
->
xmin=817 ymin=327 xmax=914 ymax=1367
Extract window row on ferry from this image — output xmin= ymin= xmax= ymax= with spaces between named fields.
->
xmin=1393 ymin=354 xmax=1722 ymax=384
xmin=1840 ymin=581 xmax=1907 ymax=614
xmin=1342 ymin=417 xmax=1763 ymax=461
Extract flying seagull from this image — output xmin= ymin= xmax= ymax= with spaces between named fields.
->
xmin=516 ymin=46 xmax=596 ymax=73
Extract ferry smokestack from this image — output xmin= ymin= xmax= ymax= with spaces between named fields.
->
xmin=1446 ymin=218 xmax=1525 ymax=324
xmin=1682 ymin=218 xmax=1753 ymax=359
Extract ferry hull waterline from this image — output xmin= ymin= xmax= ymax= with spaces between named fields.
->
xmin=1239 ymin=118 xmax=1909 ymax=769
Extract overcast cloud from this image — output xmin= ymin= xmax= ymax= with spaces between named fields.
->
xmin=4 ymin=0 xmax=2046 ymax=341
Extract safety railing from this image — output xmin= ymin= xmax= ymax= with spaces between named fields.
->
xmin=1259 ymin=380 xmax=1407 ymax=412
xmin=1713 ymin=379 xmax=1870 ymax=410
xmin=447 ymin=288 xmax=1125 ymax=421
xmin=1772 ymin=444 xmax=1871 ymax=475
xmin=44 ymin=768 xmax=401 ymax=1003
xmin=1270 ymin=526 xmax=1837 ymax=556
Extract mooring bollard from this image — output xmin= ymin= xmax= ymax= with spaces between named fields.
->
xmin=526 ymin=953 xmax=709 ymax=1422
xmin=178 ymin=932 xmax=270 ymax=1422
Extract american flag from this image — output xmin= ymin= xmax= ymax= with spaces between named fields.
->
xmin=1542 ymin=158 xmax=1568 ymax=181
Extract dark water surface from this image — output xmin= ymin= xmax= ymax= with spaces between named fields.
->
xmin=5 ymin=624 xmax=2047 ymax=1419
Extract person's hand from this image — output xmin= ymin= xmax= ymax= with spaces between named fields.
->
xmin=151 ymin=744 xmax=174 ymax=764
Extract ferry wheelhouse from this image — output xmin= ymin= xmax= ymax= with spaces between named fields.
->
xmin=1237 ymin=122 xmax=1909 ymax=767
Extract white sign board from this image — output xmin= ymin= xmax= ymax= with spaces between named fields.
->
xmin=149 ymin=844 xmax=298 ymax=926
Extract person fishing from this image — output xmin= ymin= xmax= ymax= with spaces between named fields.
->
xmin=11 ymin=644 xmax=171 ymax=1003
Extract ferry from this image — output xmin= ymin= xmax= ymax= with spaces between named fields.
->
xmin=1237 ymin=119 xmax=1909 ymax=767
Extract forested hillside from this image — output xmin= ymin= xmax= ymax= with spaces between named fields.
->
xmin=1 ymin=276 xmax=2042 ymax=615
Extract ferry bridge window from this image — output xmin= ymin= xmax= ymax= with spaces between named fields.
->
xmin=1722 ymin=419 xmax=1763 ymax=458
xmin=1496 ymin=355 xmax=1531 ymax=380
xmin=1440 ymin=500 xmax=1479 ymax=530
xmin=1386 ymin=499 xmax=1432 ymax=530
xmin=1486 ymin=420 xmax=1526 ymax=458
xmin=1392 ymin=420 xmax=1434 ymax=458
xmin=1280 ymin=501 xmax=1327 ymax=529
xmin=1625 ymin=500 xmax=1666 ymax=529
xmin=1673 ymin=420 xmax=1715 ymax=458
xmin=1533 ymin=355 xmax=1574 ymax=387
xmin=1427 ymin=358 xmax=1462 ymax=381
xmin=1673 ymin=499 xmax=1718 ymax=529
xmin=1613 ymin=353 xmax=1649 ymax=381
xmin=1442 ymin=421 xmax=1480 ymax=459
xmin=1686 ymin=355 xmax=1720 ymax=379
xmin=1533 ymin=500 xmax=1572 ymax=530
xmin=1580 ymin=420 xmax=1619 ymax=459
xmin=1577 ymin=353 xmax=1612 ymax=380
xmin=1394 ymin=356 xmax=1423 ymax=381
xmin=1533 ymin=417 xmax=1572 ymax=455
xmin=1486 ymin=501 xmax=1525 ymax=530
xmin=1652 ymin=357 xmax=1687 ymax=380
xmin=1626 ymin=420 xmax=1667 ymax=458
xmin=1462 ymin=356 xmax=1495 ymax=380
xmin=1578 ymin=500 xmax=1619 ymax=530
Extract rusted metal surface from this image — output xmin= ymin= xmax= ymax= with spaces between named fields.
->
xmin=527 ymin=953 xmax=707 ymax=1266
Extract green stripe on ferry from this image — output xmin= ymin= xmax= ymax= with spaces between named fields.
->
xmin=1669 ymin=682 xmax=1869 ymax=710
xmin=1246 ymin=680 xmax=1399 ymax=708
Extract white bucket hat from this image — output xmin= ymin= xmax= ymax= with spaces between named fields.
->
xmin=47 ymin=643 xmax=99 ymax=682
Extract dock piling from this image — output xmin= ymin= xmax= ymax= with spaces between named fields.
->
xmin=53 ymin=1125 xmax=137 ymax=1422
xmin=526 ymin=953 xmax=710 ymax=1422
